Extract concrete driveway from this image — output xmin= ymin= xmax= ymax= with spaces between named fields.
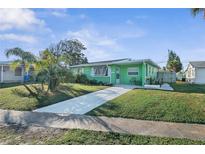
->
xmin=34 ymin=85 xmax=136 ymax=114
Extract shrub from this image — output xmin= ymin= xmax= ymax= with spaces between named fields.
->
xmin=75 ymin=74 xmax=89 ymax=84
xmin=98 ymin=81 xmax=104 ymax=85
xmin=89 ymin=79 xmax=98 ymax=85
xmin=64 ymin=70 xmax=76 ymax=83
xmin=130 ymin=77 xmax=141 ymax=85
xmin=104 ymin=83 xmax=113 ymax=86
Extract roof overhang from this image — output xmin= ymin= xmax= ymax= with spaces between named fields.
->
xmin=70 ymin=59 xmax=160 ymax=69
xmin=0 ymin=61 xmax=13 ymax=65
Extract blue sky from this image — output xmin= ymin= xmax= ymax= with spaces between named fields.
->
xmin=0 ymin=8 xmax=205 ymax=68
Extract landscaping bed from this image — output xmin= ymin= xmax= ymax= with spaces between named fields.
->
xmin=0 ymin=124 xmax=204 ymax=145
xmin=0 ymin=83 xmax=107 ymax=111
xmin=87 ymin=83 xmax=205 ymax=124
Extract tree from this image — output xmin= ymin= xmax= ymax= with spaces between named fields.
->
xmin=5 ymin=47 xmax=37 ymax=80
xmin=192 ymin=8 xmax=205 ymax=18
xmin=166 ymin=50 xmax=182 ymax=73
xmin=35 ymin=49 xmax=63 ymax=92
xmin=5 ymin=48 xmax=41 ymax=98
xmin=49 ymin=39 xmax=88 ymax=65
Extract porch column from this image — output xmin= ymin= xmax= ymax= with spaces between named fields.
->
xmin=1 ymin=65 xmax=3 ymax=83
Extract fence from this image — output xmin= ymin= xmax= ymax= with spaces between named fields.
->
xmin=157 ymin=71 xmax=176 ymax=83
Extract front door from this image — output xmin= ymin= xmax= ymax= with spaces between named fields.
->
xmin=116 ymin=67 xmax=120 ymax=84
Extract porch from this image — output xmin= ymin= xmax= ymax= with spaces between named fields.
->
xmin=0 ymin=64 xmax=23 ymax=83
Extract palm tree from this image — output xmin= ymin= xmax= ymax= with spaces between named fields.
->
xmin=35 ymin=49 xmax=66 ymax=92
xmin=192 ymin=8 xmax=205 ymax=18
xmin=5 ymin=47 xmax=37 ymax=82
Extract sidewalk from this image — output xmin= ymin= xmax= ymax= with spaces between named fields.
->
xmin=1 ymin=109 xmax=205 ymax=141
xmin=34 ymin=85 xmax=135 ymax=114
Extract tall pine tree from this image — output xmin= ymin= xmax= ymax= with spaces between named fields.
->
xmin=166 ymin=50 xmax=182 ymax=73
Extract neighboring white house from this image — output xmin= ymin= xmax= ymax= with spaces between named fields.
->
xmin=185 ymin=61 xmax=205 ymax=84
xmin=0 ymin=61 xmax=23 ymax=83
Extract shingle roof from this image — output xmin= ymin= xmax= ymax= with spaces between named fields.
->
xmin=190 ymin=61 xmax=205 ymax=68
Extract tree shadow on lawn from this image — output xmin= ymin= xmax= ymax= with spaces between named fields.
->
xmin=11 ymin=84 xmax=94 ymax=110
xmin=87 ymin=102 xmax=121 ymax=117
xmin=4 ymin=109 xmax=127 ymax=133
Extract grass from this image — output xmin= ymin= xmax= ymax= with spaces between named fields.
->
xmin=0 ymin=125 xmax=204 ymax=145
xmin=171 ymin=82 xmax=205 ymax=94
xmin=87 ymin=83 xmax=205 ymax=124
xmin=0 ymin=83 xmax=107 ymax=111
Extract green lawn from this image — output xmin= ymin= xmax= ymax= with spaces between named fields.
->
xmin=171 ymin=82 xmax=205 ymax=94
xmin=0 ymin=125 xmax=204 ymax=145
xmin=88 ymin=83 xmax=205 ymax=124
xmin=0 ymin=83 xmax=107 ymax=111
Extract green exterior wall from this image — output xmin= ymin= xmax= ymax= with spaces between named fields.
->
xmin=71 ymin=62 xmax=158 ymax=86
xmin=144 ymin=63 xmax=158 ymax=84
xmin=117 ymin=64 xmax=143 ymax=85
xmin=83 ymin=66 xmax=110 ymax=83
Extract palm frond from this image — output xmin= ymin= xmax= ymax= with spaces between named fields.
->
xmin=10 ymin=60 xmax=22 ymax=71
xmin=5 ymin=47 xmax=24 ymax=58
xmin=5 ymin=47 xmax=37 ymax=63
xmin=191 ymin=8 xmax=205 ymax=18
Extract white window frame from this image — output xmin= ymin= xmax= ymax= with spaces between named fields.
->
xmin=91 ymin=65 xmax=108 ymax=77
xmin=127 ymin=67 xmax=139 ymax=76
xmin=15 ymin=67 xmax=22 ymax=76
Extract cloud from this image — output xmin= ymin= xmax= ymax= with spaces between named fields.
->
xmin=67 ymin=28 xmax=118 ymax=48
xmin=135 ymin=15 xmax=148 ymax=19
xmin=0 ymin=33 xmax=37 ymax=43
xmin=0 ymin=8 xmax=45 ymax=31
xmin=66 ymin=22 xmax=146 ymax=61
xmin=50 ymin=9 xmax=68 ymax=18
xmin=67 ymin=28 xmax=120 ymax=61
xmin=79 ymin=14 xmax=88 ymax=19
xmin=126 ymin=19 xmax=134 ymax=25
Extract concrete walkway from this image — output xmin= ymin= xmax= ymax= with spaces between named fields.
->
xmin=1 ymin=109 xmax=205 ymax=141
xmin=34 ymin=85 xmax=136 ymax=114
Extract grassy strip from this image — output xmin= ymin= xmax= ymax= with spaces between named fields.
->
xmin=0 ymin=83 xmax=107 ymax=111
xmin=88 ymin=83 xmax=205 ymax=124
xmin=0 ymin=125 xmax=204 ymax=145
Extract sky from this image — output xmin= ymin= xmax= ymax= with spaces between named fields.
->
xmin=0 ymin=8 xmax=205 ymax=69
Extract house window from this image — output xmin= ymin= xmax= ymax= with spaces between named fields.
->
xmin=146 ymin=64 xmax=148 ymax=76
xmin=128 ymin=67 xmax=139 ymax=76
xmin=92 ymin=65 xmax=108 ymax=76
xmin=3 ymin=66 xmax=10 ymax=72
xmin=152 ymin=67 xmax=154 ymax=74
xmin=15 ymin=67 xmax=22 ymax=76
xmin=148 ymin=66 xmax=151 ymax=75
xmin=73 ymin=68 xmax=84 ymax=74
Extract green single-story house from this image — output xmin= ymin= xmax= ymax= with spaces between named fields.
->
xmin=70 ymin=58 xmax=160 ymax=86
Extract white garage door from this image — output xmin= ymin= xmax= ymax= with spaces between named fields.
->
xmin=195 ymin=68 xmax=205 ymax=84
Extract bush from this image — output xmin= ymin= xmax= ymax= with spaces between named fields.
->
xmin=130 ymin=77 xmax=141 ymax=85
xmin=75 ymin=74 xmax=89 ymax=84
xmin=104 ymin=83 xmax=113 ymax=86
xmin=64 ymin=70 xmax=76 ymax=83
xmin=98 ymin=81 xmax=104 ymax=85
xmin=89 ymin=79 xmax=98 ymax=85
